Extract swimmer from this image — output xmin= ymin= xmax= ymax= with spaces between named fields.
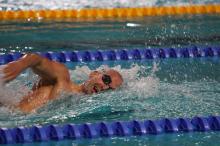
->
xmin=1 ymin=54 xmax=123 ymax=113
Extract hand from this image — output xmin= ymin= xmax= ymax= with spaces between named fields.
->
xmin=2 ymin=61 xmax=24 ymax=83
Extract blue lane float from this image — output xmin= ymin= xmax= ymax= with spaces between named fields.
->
xmin=0 ymin=46 xmax=220 ymax=65
xmin=0 ymin=116 xmax=219 ymax=144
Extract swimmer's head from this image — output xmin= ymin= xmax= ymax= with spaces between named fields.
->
xmin=81 ymin=69 xmax=123 ymax=94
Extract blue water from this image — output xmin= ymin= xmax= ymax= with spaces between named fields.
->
xmin=2 ymin=132 xmax=220 ymax=146
xmin=0 ymin=11 xmax=220 ymax=146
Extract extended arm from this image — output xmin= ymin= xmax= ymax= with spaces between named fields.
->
xmin=2 ymin=53 xmax=69 ymax=82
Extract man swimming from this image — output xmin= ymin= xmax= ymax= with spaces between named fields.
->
xmin=2 ymin=53 xmax=123 ymax=113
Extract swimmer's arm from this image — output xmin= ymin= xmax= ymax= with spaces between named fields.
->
xmin=2 ymin=54 xmax=44 ymax=83
xmin=18 ymin=93 xmax=50 ymax=113
xmin=17 ymin=84 xmax=61 ymax=113
xmin=3 ymin=53 xmax=71 ymax=85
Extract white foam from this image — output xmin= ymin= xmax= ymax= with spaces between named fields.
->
xmin=0 ymin=66 xmax=30 ymax=107
xmin=119 ymin=62 xmax=159 ymax=98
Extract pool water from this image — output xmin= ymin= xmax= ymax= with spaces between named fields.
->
xmin=0 ymin=15 xmax=220 ymax=145
xmin=0 ymin=14 xmax=220 ymax=53
xmin=2 ymin=132 xmax=219 ymax=146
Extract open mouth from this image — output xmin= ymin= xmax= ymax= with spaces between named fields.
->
xmin=93 ymin=86 xmax=98 ymax=93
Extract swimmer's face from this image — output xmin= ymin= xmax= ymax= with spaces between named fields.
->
xmin=82 ymin=69 xmax=123 ymax=94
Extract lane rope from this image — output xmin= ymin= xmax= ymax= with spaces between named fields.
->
xmin=0 ymin=46 xmax=220 ymax=144
xmin=0 ymin=115 xmax=219 ymax=144
xmin=0 ymin=4 xmax=220 ymax=20
xmin=0 ymin=46 xmax=220 ymax=65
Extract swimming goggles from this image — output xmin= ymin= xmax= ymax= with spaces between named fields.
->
xmin=102 ymin=74 xmax=112 ymax=86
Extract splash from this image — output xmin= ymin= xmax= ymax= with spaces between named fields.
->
xmin=125 ymin=62 xmax=159 ymax=98
xmin=0 ymin=67 xmax=33 ymax=106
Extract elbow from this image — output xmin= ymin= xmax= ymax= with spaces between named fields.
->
xmin=21 ymin=53 xmax=43 ymax=67
xmin=24 ymin=53 xmax=41 ymax=60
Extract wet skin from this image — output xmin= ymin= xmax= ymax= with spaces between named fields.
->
xmin=2 ymin=54 xmax=123 ymax=113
